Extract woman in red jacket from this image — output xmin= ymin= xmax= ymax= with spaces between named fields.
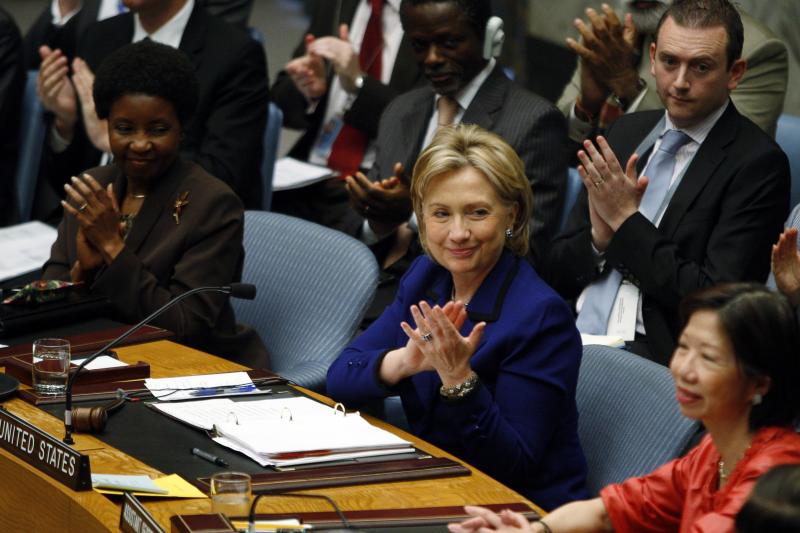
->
xmin=450 ymin=283 xmax=800 ymax=533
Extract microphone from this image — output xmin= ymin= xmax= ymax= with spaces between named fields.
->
xmin=62 ymin=283 xmax=256 ymax=444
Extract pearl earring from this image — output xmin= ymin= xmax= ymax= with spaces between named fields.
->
xmin=752 ymin=393 xmax=762 ymax=406
xmin=505 ymin=228 xmax=513 ymax=239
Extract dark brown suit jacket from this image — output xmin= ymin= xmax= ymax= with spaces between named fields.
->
xmin=43 ymin=157 xmax=269 ymax=368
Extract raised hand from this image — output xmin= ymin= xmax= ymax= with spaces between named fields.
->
xmin=346 ymin=162 xmax=413 ymax=237
xmin=772 ymin=227 xmax=800 ymax=305
xmin=72 ymin=58 xmax=109 ymax=152
xmin=566 ymin=5 xmax=640 ymax=112
xmin=400 ymin=301 xmax=485 ymax=388
xmin=285 ymin=34 xmax=327 ymax=101
xmin=62 ymin=174 xmax=124 ymax=264
xmin=577 ymin=136 xmax=644 ymax=248
xmin=308 ymin=24 xmax=363 ymax=93
xmin=37 ymin=46 xmax=78 ymax=140
xmin=379 ymin=301 xmax=468 ymax=386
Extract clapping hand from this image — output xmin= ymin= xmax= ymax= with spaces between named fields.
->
xmin=72 ymin=58 xmax=109 ymax=152
xmin=772 ymin=227 xmax=800 ymax=305
xmin=577 ymin=136 xmax=644 ymax=250
xmin=448 ymin=506 xmax=534 ymax=532
xmin=62 ymin=174 xmax=125 ymax=265
xmin=37 ymin=46 xmax=78 ymax=140
xmin=285 ymin=34 xmax=327 ymax=101
xmin=308 ymin=24 xmax=363 ymax=93
xmin=346 ymin=162 xmax=413 ymax=237
xmin=566 ymin=4 xmax=639 ymax=113
xmin=400 ymin=301 xmax=485 ymax=388
xmin=379 ymin=301 xmax=468 ymax=386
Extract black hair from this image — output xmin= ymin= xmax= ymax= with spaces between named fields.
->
xmin=655 ymin=0 xmax=744 ymax=69
xmin=679 ymin=283 xmax=800 ymax=430
xmin=735 ymin=464 xmax=800 ymax=533
xmin=93 ymin=40 xmax=199 ymax=125
xmin=400 ymin=0 xmax=491 ymax=39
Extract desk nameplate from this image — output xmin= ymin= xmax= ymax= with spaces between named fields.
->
xmin=0 ymin=406 xmax=91 ymax=490
xmin=121 ymin=492 xmax=166 ymax=533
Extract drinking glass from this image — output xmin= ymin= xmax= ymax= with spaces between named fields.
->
xmin=210 ymin=471 xmax=251 ymax=517
xmin=31 ymin=338 xmax=71 ymax=395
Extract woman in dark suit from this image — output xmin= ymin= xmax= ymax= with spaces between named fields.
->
xmin=43 ymin=40 xmax=267 ymax=367
xmin=327 ymin=125 xmax=587 ymax=510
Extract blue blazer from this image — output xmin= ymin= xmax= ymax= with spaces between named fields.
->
xmin=327 ymin=250 xmax=588 ymax=509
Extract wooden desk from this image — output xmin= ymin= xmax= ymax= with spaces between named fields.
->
xmin=0 ymin=340 xmax=537 ymax=532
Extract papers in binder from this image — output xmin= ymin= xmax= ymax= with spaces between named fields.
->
xmin=149 ymin=396 xmax=413 ymax=467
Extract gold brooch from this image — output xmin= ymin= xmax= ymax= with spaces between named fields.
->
xmin=173 ymin=191 xmax=190 ymax=225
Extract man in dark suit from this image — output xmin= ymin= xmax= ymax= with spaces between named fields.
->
xmin=0 ymin=6 xmax=23 ymax=227
xmin=35 ymin=0 xmax=268 ymax=213
xmin=270 ymin=0 xmax=423 ymax=229
xmin=347 ymin=0 xmax=568 ymax=266
xmin=544 ymin=0 xmax=790 ymax=364
xmin=23 ymin=0 xmax=101 ymax=70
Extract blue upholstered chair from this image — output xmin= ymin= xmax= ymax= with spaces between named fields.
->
xmin=577 ymin=345 xmax=699 ymax=494
xmin=776 ymin=114 xmax=800 ymax=209
xmin=232 ymin=211 xmax=379 ymax=391
xmin=15 ymin=71 xmax=46 ymax=223
xmin=559 ymin=167 xmax=583 ymax=233
xmin=260 ymin=102 xmax=283 ymax=211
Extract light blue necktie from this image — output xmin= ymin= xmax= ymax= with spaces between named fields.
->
xmin=576 ymin=129 xmax=692 ymax=335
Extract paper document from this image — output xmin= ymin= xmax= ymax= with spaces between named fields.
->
xmin=92 ymin=474 xmax=207 ymax=498
xmin=0 ymin=221 xmax=58 ymax=282
xmin=580 ymin=333 xmax=626 ymax=349
xmin=91 ymin=474 xmax=168 ymax=494
xmin=272 ymin=157 xmax=332 ymax=191
xmin=145 ymin=372 xmax=254 ymax=401
xmin=72 ymin=355 xmax=128 ymax=370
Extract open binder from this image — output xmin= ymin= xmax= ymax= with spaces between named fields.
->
xmin=149 ymin=396 xmax=414 ymax=467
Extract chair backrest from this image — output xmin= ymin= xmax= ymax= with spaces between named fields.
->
xmin=558 ymin=167 xmax=582 ymax=233
xmin=15 ymin=71 xmax=46 ymax=223
xmin=576 ymin=345 xmax=698 ymax=495
xmin=260 ymin=102 xmax=283 ymax=211
xmin=776 ymin=114 xmax=800 ymax=209
xmin=233 ymin=211 xmax=379 ymax=391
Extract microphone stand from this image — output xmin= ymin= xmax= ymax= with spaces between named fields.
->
xmin=63 ymin=283 xmax=256 ymax=444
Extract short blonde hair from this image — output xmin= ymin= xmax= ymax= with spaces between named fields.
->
xmin=410 ymin=124 xmax=533 ymax=257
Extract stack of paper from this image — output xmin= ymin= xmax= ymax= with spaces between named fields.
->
xmin=0 ymin=221 xmax=58 ymax=281
xmin=272 ymin=157 xmax=332 ymax=191
xmin=150 ymin=396 xmax=413 ymax=467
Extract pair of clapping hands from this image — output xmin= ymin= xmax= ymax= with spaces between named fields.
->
xmin=61 ymin=174 xmax=126 ymax=280
xmin=37 ymin=46 xmax=109 ymax=152
xmin=566 ymin=3 xmax=641 ymax=114
xmin=382 ymin=300 xmax=486 ymax=389
xmin=285 ymin=25 xmax=412 ymax=236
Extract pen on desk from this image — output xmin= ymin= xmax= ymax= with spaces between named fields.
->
xmin=189 ymin=384 xmax=258 ymax=397
xmin=191 ymin=447 xmax=229 ymax=467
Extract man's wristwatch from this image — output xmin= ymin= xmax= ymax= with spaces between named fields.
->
xmin=352 ymin=74 xmax=366 ymax=93
xmin=609 ymin=76 xmax=647 ymax=110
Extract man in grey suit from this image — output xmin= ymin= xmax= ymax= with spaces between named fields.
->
xmin=347 ymin=0 xmax=568 ymax=268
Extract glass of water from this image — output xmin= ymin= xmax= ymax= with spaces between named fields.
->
xmin=211 ymin=471 xmax=251 ymax=518
xmin=32 ymin=338 xmax=71 ymax=395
